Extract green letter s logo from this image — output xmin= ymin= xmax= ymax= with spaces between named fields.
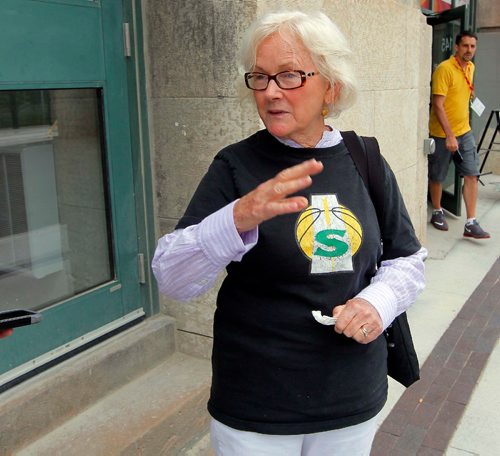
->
xmin=314 ymin=229 xmax=348 ymax=258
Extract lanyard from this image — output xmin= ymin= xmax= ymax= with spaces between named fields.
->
xmin=454 ymin=56 xmax=474 ymax=96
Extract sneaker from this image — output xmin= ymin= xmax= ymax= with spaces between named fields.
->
xmin=430 ymin=210 xmax=448 ymax=231
xmin=464 ymin=220 xmax=490 ymax=239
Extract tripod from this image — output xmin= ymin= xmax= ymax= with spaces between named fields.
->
xmin=477 ymin=109 xmax=500 ymax=178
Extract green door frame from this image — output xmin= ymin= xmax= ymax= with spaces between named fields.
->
xmin=123 ymin=0 xmax=158 ymax=317
xmin=0 ymin=0 xmax=157 ymax=385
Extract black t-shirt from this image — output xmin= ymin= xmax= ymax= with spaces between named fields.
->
xmin=177 ymin=129 xmax=421 ymax=434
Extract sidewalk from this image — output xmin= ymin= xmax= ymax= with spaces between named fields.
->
xmin=372 ymin=172 xmax=500 ymax=455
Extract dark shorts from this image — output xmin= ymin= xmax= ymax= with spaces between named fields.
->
xmin=428 ymin=131 xmax=480 ymax=182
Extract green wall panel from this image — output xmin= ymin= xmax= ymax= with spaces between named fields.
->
xmin=0 ymin=0 xmax=104 ymax=85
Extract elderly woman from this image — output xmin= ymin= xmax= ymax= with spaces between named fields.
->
xmin=153 ymin=10 xmax=426 ymax=455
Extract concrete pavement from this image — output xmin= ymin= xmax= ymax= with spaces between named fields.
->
xmin=373 ymin=172 xmax=500 ymax=455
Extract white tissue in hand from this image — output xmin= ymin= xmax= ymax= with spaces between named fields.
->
xmin=312 ymin=310 xmax=337 ymax=326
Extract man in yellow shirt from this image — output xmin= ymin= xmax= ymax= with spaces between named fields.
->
xmin=428 ymin=31 xmax=490 ymax=239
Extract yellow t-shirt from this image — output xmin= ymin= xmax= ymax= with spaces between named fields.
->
xmin=429 ymin=56 xmax=474 ymax=138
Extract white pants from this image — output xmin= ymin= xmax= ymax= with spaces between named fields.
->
xmin=210 ymin=415 xmax=378 ymax=456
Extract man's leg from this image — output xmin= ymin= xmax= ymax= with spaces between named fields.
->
xmin=428 ymin=137 xmax=450 ymax=231
xmin=429 ymin=180 xmax=443 ymax=211
xmin=462 ymin=175 xmax=478 ymax=219
xmin=456 ymin=132 xmax=490 ymax=239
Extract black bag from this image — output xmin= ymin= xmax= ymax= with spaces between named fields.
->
xmin=384 ymin=312 xmax=420 ymax=387
xmin=341 ymin=130 xmax=420 ymax=388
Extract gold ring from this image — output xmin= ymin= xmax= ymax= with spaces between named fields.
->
xmin=361 ymin=326 xmax=369 ymax=337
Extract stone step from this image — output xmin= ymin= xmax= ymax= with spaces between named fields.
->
xmin=0 ymin=315 xmax=177 ymax=453
xmin=182 ymin=432 xmax=214 ymax=456
xmin=15 ymin=352 xmax=212 ymax=456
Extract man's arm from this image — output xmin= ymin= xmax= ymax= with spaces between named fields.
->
xmin=432 ymin=94 xmax=459 ymax=152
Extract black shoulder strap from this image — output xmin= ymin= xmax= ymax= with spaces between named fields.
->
xmin=342 ymin=132 xmax=420 ymax=388
xmin=340 ymin=130 xmax=385 ymax=230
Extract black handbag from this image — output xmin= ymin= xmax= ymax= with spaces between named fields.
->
xmin=385 ymin=312 xmax=420 ymax=387
xmin=341 ymin=131 xmax=420 ymax=387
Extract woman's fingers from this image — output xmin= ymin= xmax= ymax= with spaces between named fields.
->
xmin=276 ymin=158 xmax=324 ymax=183
xmin=265 ymin=159 xmax=323 ymax=201
xmin=332 ymin=299 xmax=383 ymax=344
xmin=233 ymin=159 xmax=323 ymax=232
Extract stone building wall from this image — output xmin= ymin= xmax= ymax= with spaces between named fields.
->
xmin=144 ymin=0 xmax=432 ymax=357
xmin=476 ymin=0 xmax=500 ymax=29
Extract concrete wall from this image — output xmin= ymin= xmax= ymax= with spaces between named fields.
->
xmin=144 ymin=0 xmax=432 ymax=358
xmin=476 ymin=0 xmax=500 ymax=29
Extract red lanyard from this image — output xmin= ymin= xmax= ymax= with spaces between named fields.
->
xmin=454 ymin=56 xmax=474 ymax=95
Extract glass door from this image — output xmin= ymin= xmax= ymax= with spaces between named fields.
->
xmin=0 ymin=0 xmax=143 ymax=385
xmin=1 ymin=89 xmax=113 ymax=305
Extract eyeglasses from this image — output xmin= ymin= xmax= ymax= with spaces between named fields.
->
xmin=244 ymin=70 xmax=319 ymax=91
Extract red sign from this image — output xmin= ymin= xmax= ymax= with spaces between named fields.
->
xmin=421 ymin=0 xmax=454 ymax=12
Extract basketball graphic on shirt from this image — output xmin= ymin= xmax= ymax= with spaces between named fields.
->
xmin=295 ymin=194 xmax=362 ymax=273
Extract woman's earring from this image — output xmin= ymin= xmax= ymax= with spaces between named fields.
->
xmin=321 ymin=107 xmax=329 ymax=117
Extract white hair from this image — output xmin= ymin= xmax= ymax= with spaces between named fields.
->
xmin=238 ymin=10 xmax=358 ymax=117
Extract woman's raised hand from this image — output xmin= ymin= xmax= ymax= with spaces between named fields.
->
xmin=233 ymin=159 xmax=323 ymax=233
